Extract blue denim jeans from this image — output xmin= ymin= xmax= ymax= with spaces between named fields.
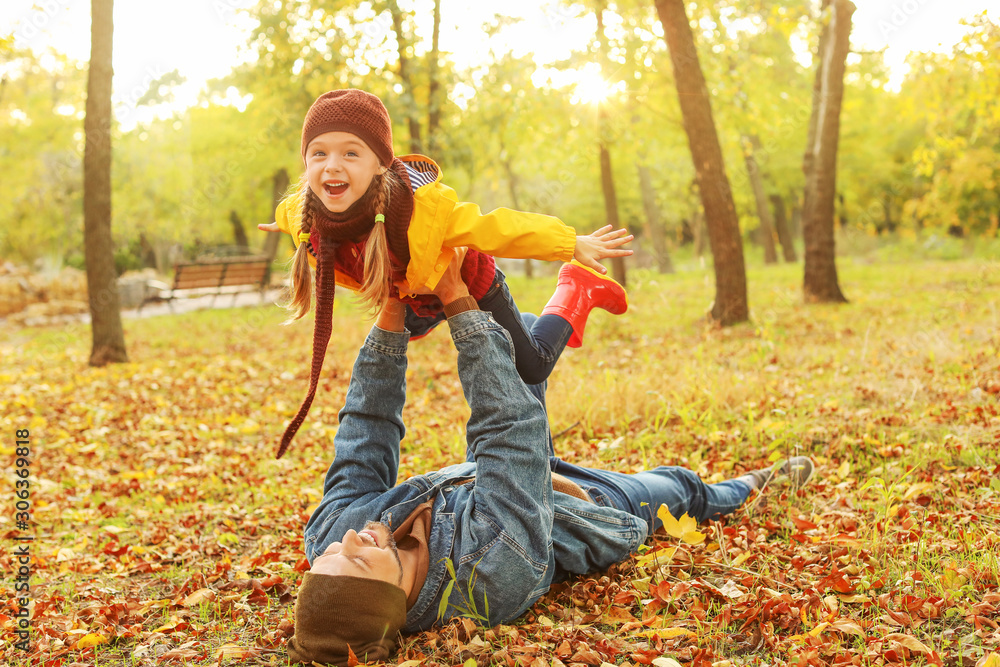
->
xmin=406 ymin=269 xmax=573 ymax=385
xmin=517 ymin=338 xmax=752 ymax=533
xmin=549 ymin=461 xmax=752 ymax=531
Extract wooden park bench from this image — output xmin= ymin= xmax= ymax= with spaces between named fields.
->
xmin=140 ymin=255 xmax=272 ymax=313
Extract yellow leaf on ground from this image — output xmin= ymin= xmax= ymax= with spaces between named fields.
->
xmin=216 ymin=644 xmax=261 ymax=661
xmin=631 ymin=576 xmax=651 ymax=592
xmin=75 ymin=633 xmax=107 ymax=649
xmin=636 ymin=627 xmax=697 ymax=639
xmin=731 ymin=551 xmax=753 ymax=567
xmin=657 ymin=504 xmax=706 ymax=544
xmin=634 ymin=546 xmax=678 ymax=569
xmin=980 ymin=653 xmax=1000 ymax=667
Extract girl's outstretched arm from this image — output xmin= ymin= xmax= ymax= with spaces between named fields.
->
xmin=573 ymin=225 xmax=634 ymax=274
xmin=258 ymin=222 xmax=280 ymax=232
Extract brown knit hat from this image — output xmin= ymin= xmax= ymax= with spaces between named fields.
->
xmin=288 ymin=573 xmax=407 ymax=666
xmin=301 ymin=90 xmax=395 ymax=166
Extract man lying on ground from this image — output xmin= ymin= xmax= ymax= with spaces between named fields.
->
xmin=286 ymin=255 xmax=814 ymax=665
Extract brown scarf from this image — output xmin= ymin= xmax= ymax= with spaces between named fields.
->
xmin=274 ymin=160 xmax=413 ymax=459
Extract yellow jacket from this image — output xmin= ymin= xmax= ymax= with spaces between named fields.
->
xmin=274 ymin=155 xmax=577 ymax=292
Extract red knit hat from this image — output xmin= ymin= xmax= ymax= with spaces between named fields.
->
xmin=301 ymin=90 xmax=394 ymax=166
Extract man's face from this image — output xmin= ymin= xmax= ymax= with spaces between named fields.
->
xmin=310 ymin=521 xmax=403 ymax=588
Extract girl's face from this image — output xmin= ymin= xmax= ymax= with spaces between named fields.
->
xmin=305 ymin=131 xmax=386 ymax=213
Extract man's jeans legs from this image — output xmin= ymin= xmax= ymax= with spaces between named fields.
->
xmin=551 ymin=461 xmax=752 ymax=531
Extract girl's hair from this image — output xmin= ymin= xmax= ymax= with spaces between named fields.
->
xmin=357 ymin=168 xmax=398 ymax=314
xmin=283 ymin=169 xmax=400 ymax=322
xmin=285 ymin=174 xmax=317 ymax=323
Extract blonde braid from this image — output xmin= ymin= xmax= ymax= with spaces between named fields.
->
xmin=357 ymin=170 xmax=397 ymax=314
xmin=284 ymin=177 xmax=316 ymax=322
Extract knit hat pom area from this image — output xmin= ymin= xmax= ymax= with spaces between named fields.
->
xmin=301 ymin=89 xmax=395 ymax=167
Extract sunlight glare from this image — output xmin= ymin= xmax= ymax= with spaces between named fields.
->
xmin=571 ymin=63 xmax=617 ymax=105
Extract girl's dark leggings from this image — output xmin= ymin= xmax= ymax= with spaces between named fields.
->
xmin=404 ymin=269 xmax=572 ymax=385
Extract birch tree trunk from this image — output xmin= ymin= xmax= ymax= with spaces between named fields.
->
xmin=655 ymin=0 xmax=748 ymax=324
xmin=802 ymin=0 xmax=854 ymax=303
xmin=84 ymin=0 xmax=127 ymax=366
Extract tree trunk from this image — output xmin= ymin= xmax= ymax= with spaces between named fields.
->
xmin=791 ymin=204 xmax=802 ymax=238
xmin=630 ymin=95 xmax=673 ymax=274
xmin=230 ymin=210 xmax=249 ymax=249
xmin=655 ymin=0 xmax=748 ymax=324
xmin=801 ymin=0 xmax=829 ymax=248
xmin=500 ymin=141 xmax=532 ymax=278
xmin=426 ymin=0 xmax=442 ymax=156
xmin=637 ymin=162 xmax=674 ymax=273
xmin=770 ymin=194 xmax=798 ymax=262
xmin=882 ymin=195 xmax=894 ymax=233
xmin=263 ymin=168 xmax=290 ymax=262
xmin=692 ymin=211 xmax=706 ymax=258
xmin=598 ymin=143 xmax=626 ymax=286
xmin=596 ymin=5 xmax=626 ymax=287
xmin=742 ymin=135 xmax=778 ymax=264
xmin=802 ymin=0 xmax=853 ymax=303
xmin=139 ymin=233 xmax=157 ymax=268
xmin=387 ymin=0 xmax=422 ymax=154
xmin=83 ymin=0 xmax=127 ymax=366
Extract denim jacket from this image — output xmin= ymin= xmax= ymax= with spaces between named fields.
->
xmin=301 ymin=311 xmax=647 ymax=632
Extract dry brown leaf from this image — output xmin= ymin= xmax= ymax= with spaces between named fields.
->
xmin=159 ymin=647 xmax=200 ymax=661
xmin=830 ymin=619 xmax=864 ymax=636
xmin=181 ymin=587 xmax=216 ymax=607
xmin=885 ymin=633 xmax=933 ymax=655
xmin=601 ymin=605 xmax=636 ymax=625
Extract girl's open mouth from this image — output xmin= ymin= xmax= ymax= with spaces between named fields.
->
xmin=324 ymin=182 xmax=348 ymax=196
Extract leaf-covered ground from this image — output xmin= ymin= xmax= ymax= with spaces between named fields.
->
xmin=2 ymin=257 xmax=999 ymax=666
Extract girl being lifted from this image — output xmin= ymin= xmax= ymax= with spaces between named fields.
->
xmin=260 ymin=89 xmax=632 ymax=458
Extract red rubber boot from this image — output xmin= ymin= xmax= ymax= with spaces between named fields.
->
xmin=540 ymin=261 xmax=628 ymax=348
